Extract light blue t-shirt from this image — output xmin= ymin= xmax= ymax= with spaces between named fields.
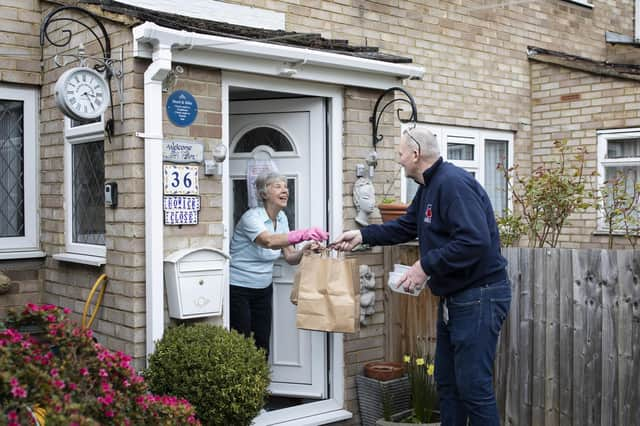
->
xmin=229 ymin=207 xmax=290 ymax=289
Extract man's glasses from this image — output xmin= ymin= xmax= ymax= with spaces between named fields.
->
xmin=404 ymin=128 xmax=421 ymax=157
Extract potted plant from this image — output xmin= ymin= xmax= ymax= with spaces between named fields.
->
xmin=376 ymin=353 xmax=439 ymax=425
xmin=378 ymin=169 xmax=409 ymax=222
xmin=356 ymin=361 xmax=411 ymax=426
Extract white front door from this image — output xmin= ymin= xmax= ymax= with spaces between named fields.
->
xmin=229 ymin=98 xmax=327 ymax=398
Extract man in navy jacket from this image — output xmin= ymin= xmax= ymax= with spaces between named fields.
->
xmin=333 ymin=127 xmax=511 ymax=426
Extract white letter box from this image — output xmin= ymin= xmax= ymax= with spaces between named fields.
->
xmin=164 ymin=247 xmax=230 ymax=319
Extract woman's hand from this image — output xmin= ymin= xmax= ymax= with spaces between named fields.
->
xmin=287 ymin=227 xmax=330 ymax=244
xmin=302 ymin=241 xmax=324 ymax=255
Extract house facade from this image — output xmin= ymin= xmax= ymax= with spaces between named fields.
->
xmin=2 ymin=0 xmax=640 ymax=424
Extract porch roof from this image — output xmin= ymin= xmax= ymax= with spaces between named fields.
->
xmin=87 ymin=0 xmax=415 ymax=64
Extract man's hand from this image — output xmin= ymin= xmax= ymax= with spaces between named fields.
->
xmin=330 ymin=230 xmax=362 ymax=252
xmin=396 ymin=260 xmax=428 ymax=294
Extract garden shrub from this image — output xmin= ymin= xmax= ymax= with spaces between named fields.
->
xmin=0 ymin=304 xmax=200 ymax=425
xmin=144 ymin=324 xmax=270 ymax=426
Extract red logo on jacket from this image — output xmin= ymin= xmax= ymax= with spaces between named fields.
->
xmin=424 ymin=204 xmax=432 ymax=224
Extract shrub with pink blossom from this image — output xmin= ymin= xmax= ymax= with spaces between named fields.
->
xmin=0 ymin=304 xmax=200 ymax=425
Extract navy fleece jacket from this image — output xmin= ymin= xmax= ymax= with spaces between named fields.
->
xmin=361 ymin=157 xmax=507 ymax=297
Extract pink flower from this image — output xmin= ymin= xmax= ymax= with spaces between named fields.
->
xmin=54 ymin=379 xmax=66 ymax=389
xmin=46 ymin=314 xmax=57 ymax=322
xmin=7 ymin=411 xmax=18 ymax=421
xmin=79 ymin=367 xmax=89 ymax=376
xmin=10 ymin=385 xmax=27 ymax=399
xmin=104 ymin=410 xmax=114 ymax=418
xmin=63 ymin=307 xmax=71 ymax=314
xmin=99 ymin=368 xmax=108 ymax=377
xmin=50 ymin=368 xmax=60 ymax=377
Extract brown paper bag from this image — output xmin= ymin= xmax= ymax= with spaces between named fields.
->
xmin=293 ymin=251 xmax=360 ymax=333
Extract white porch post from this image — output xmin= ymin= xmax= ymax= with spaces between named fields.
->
xmin=143 ymin=44 xmax=172 ymax=358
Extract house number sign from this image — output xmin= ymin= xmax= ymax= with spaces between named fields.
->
xmin=163 ymin=165 xmax=199 ymax=195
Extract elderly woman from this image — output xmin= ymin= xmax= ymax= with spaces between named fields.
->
xmin=229 ymin=171 xmax=328 ymax=356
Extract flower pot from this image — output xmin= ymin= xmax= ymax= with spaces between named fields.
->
xmin=376 ymin=409 xmax=441 ymax=425
xmin=364 ymin=361 xmax=405 ymax=381
xmin=356 ymin=375 xmax=411 ymax=426
xmin=378 ymin=202 xmax=408 ymax=222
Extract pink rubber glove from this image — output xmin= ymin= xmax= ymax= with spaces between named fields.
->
xmin=287 ymin=227 xmax=330 ymax=244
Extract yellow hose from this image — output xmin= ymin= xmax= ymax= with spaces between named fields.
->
xmin=82 ymin=273 xmax=108 ymax=330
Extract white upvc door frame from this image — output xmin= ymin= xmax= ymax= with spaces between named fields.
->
xmin=222 ymin=72 xmax=350 ymax=425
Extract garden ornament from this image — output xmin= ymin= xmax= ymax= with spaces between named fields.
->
xmin=359 ymin=264 xmax=376 ymax=325
xmin=353 ymin=177 xmax=376 ymax=226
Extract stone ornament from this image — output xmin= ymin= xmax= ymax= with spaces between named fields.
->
xmin=353 ymin=177 xmax=376 ymax=227
xmin=359 ymin=264 xmax=376 ymax=325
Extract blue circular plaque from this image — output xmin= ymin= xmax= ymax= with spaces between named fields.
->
xmin=166 ymin=90 xmax=198 ymax=127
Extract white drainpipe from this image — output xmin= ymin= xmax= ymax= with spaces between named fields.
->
xmin=143 ymin=43 xmax=172 ymax=358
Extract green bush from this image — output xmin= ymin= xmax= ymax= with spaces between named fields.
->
xmin=144 ymin=324 xmax=270 ymax=426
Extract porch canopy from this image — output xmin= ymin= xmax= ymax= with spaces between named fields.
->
xmin=132 ymin=21 xmax=425 ymax=89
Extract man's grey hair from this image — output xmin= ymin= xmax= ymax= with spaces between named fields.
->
xmin=255 ymin=172 xmax=287 ymax=206
xmin=403 ymin=127 xmax=440 ymax=160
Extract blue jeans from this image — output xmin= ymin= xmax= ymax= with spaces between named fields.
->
xmin=435 ymin=280 xmax=511 ymax=426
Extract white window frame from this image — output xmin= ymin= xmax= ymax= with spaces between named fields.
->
xmin=596 ymin=128 xmax=640 ymax=232
xmin=59 ymin=117 xmax=106 ymax=261
xmin=564 ymin=0 xmax=593 ymax=8
xmin=636 ymin=0 xmax=640 ymax=42
xmin=0 ymin=85 xmax=41 ymax=257
xmin=400 ymin=123 xmax=514 ymax=215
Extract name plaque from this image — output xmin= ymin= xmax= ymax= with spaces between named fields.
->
xmin=163 ymin=140 xmax=204 ymax=163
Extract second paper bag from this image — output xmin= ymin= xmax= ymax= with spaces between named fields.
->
xmin=294 ymin=252 xmax=360 ymax=333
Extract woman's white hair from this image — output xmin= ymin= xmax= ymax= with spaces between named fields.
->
xmin=255 ymin=172 xmax=287 ymax=206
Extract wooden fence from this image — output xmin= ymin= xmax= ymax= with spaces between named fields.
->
xmin=383 ymin=246 xmax=640 ymax=426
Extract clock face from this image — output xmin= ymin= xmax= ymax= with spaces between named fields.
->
xmin=55 ymin=67 xmax=109 ymax=121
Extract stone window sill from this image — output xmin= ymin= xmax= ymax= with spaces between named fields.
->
xmin=0 ymin=250 xmax=46 ymax=260
xmin=53 ymin=252 xmax=106 ymax=267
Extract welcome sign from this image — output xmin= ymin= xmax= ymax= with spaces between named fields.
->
xmin=163 ymin=140 xmax=204 ymax=163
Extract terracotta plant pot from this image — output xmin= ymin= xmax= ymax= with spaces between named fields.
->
xmin=378 ymin=202 xmax=408 ymax=222
xmin=364 ymin=361 xmax=405 ymax=381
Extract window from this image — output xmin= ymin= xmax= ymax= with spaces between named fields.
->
xmin=597 ymin=129 xmax=640 ymax=231
xmin=60 ymin=118 xmax=106 ymax=261
xmin=0 ymin=85 xmax=39 ymax=256
xmin=564 ymin=0 xmax=593 ymax=7
xmin=401 ymin=124 xmax=513 ymax=216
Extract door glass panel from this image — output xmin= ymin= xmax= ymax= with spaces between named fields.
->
xmin=0 ymin=99 xmax=24 ymax=237
xmin=234 ymin=127 xmax=294 ymax=153
xmin=233 ymin=178 xmax=296 ymax=228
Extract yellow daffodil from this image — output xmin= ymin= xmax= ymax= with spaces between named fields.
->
xmin=403 ymin=355 xmax=410 ymax=363
xmin=427 ymin=363 xmax=434 ymax=376
xmin=416 ymin=357 xmax=425 ymax=366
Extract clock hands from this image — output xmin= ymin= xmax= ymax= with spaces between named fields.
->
xmin=81 ymin=91 xmax=96 ymax=110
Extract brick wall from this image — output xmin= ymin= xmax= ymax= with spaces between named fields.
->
xmin=0 ymin=260 xmax=43 ymax=319
xmin=530 ymin=60 xmax=640 ymax=248
xmin=162 ymin=64 xmax=224 ymax=328
xmin=38 ymin=3 xmax=149 ymax=366
xmin=0 ymin=0 xmax=41 ymax=85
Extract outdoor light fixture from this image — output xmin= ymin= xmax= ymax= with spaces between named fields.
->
xmin=368 ymin=86 xmax=418 ymax=175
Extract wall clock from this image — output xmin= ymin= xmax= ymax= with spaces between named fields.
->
xmin=54 ymin=66 xmax=110 ymax=122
